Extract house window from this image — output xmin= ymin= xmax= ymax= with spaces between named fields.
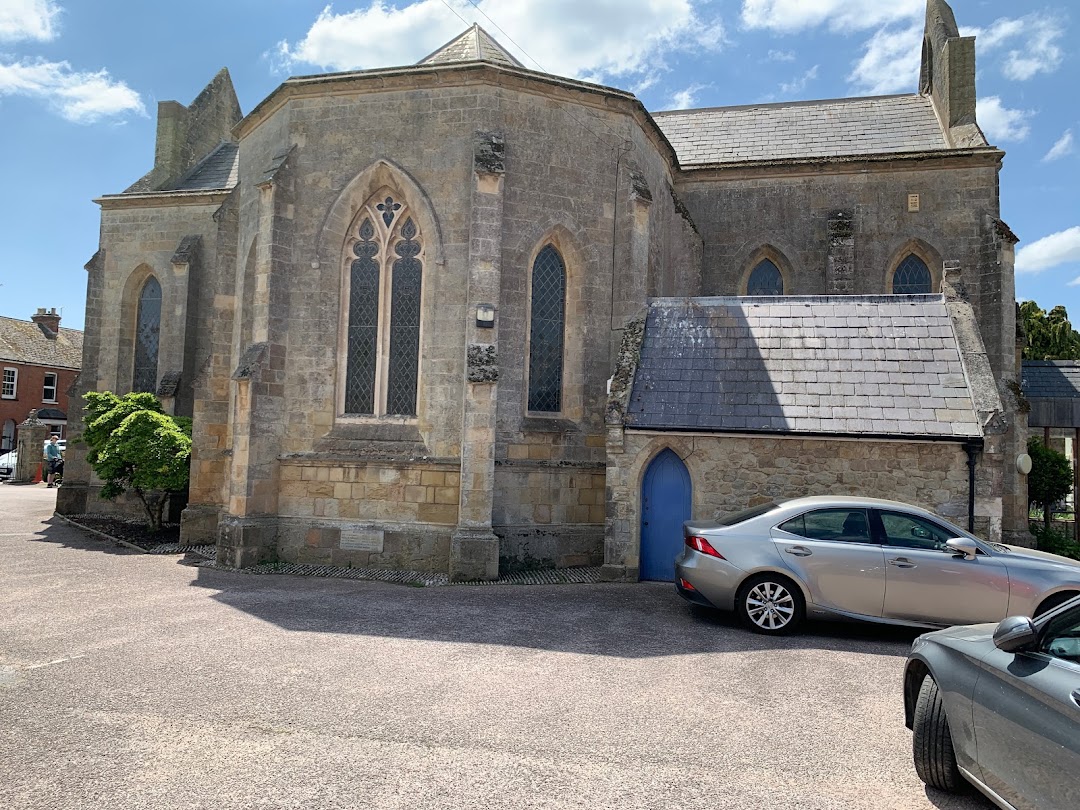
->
xmin=344 ymin=196 xmax=423 ymax=417
xmin=1 ymin=419 xmax=14 ymax=452
xmin=43 ymin=373 xmax=58 ymax=402
xmin=133 ymin=276 xmax=162 ymax=393
xmin=528 ymin=245 xmax=567 ymax=413
xmin=892 ymin=254 xmax=932 ymax=294
xmin=1 ymin=368 xmax=16 ymax=399
xmin=747 ymin=259 xmax=784 ymax=296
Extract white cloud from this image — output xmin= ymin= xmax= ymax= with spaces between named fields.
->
xmin=849 ymin=23 xmax=920 ymax=95
xmin=741 ymin=0 xmax=921 ymax=33
xmin=0 ymin=59 xmax=145 ymax=123
xmin=275 ymin=0 xmax=725 ymax=83
xmin=780 ymin=64 xmax=818 ymax=95
xmin=0 ymin=0 xmax=60 ymax=42
xmin=669 ymin=83 xmax=707 ymax=110
xmin=1017 ymin=226 xmax=1080 ymax=274
xmin=767 ymin=49 xmax=795 ymax=62
xmin=964 ymin=15 xmax=1065 ymax=81
xmin=976 ymin=96 xmax=1032 ymax=142
xmin=1043 ymin=130 xmax=1074 ymax=162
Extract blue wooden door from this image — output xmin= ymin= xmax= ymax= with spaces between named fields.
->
xmin=640 ymin=449 xmax=692 ymax=581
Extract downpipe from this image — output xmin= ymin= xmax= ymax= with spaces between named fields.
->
xmin=964 ymin=440 xmax=982 ymax=533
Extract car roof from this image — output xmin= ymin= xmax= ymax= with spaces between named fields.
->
xmin=779 ymin=495 xmax=937 ymax=511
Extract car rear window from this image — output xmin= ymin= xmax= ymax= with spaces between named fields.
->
xmin=716 ymin=502 xmax=782 ymax=526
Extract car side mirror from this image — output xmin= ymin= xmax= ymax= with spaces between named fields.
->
xmin=993 ymin=615 xmax=1039 ymax=653
xmin=945 ymin=537 xmax=978 ymax=560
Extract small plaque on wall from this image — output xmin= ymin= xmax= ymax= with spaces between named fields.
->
xmin=340 ymin=528 xmax=384 ymax=552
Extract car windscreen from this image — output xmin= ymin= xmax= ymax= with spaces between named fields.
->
xmin=716 ymin=501 xmax=783 ymax=526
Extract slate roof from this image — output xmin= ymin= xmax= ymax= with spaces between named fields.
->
xmin=0 ymin=316 xmax=83 ymax=369
xmin=418 ymin=24 xmax=524 ymax=69
xmin=653 ymin=95 xmax=953 ymax=166
xmin=626 ymin=295 xmax=981 ymax=439
xmin=172 ymin=142 xmax=239 ymax=191
xmin=1022 ymin=361 xmax=1080 ymax=428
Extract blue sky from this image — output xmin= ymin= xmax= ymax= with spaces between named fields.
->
xmin=1 ymin=0 xmax=1077 ymax=331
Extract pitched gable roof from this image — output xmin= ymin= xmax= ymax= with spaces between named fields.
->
xmin=626 ymin=295 xmax=981 ymax=439
xmin=0 ymin=316 xmax=83 ymax=369
xmin=418 ymin=24 xmax=523 ymax=69
xmin=653 ymin=94 xmax=962 ymax=167
xmin=172 ymin=141 xmax=239 ymax=191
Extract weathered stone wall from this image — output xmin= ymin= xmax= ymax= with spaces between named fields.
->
xmin=605 ymin=431 xmax=987 ymax=580
xmin=274 ymin=459 xmax=459 ymax=571
xmin=59 ymin=196 xmax=227 ymax=520
xmin=215 ymin=70 xmax=697 ymax=571
xmin=679 ymin=160 xmax=1000 ymax=341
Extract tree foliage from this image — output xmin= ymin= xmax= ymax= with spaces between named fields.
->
xmin=82 ymin=392 xmax=192 ymax=530
xmin=1027 ymin=437 xmax=1074 ymax=533
xmin=1020 ymin=300 xmax=1080 ymax=360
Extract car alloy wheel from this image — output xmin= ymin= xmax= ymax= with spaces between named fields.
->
xmin=737 ymin=575 xmax=805 ymax=634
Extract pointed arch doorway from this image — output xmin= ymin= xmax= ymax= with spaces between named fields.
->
xmin=640 ymin=449 xmax=692 ymax=581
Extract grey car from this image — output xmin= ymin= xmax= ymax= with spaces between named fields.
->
xmin=904 ymin=595 xmax=1080 ymax=809
xmin=675 ymin=496 xmax=1080 ymax=635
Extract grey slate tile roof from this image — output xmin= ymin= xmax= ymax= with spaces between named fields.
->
xmin=1022 ymin=361 xmax=1080 ymax=428
xmin=418 ymin=24 xmax=523 ymax=69
xmin=172 ymin=142 xmax=239 ymax=191
xmin=626 ymin=295 xmax=981 ymax=439
xmin=653 ymin=95 xmax=950 ymax=166
xmin=0 ymin=316 xmax=83 ymax=369
xmin=1022 ymin=361 xmax=1080 ymax=399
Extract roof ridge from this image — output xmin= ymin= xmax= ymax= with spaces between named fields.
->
xmin=652 ymin=93 xmax=923 ymax=117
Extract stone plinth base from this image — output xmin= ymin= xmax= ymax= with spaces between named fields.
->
xmin=599 ymin=563 xmax=638 ymax=582
xmin=449 ymin=528 xmax=499 ymax=582
xmin=180 ymin=504 xmax=222 ymax=545
xmin=217 ymin=515 xmax=278 ymax=568
xmin=55 ymin=482 xmax=89 ymax=514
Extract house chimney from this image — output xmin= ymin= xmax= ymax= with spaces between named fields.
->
xmin=31 ymin=307 xmax=61 ymax=338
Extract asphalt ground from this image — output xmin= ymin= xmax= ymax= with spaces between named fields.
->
xmin=0 ymin=483 xmax=990 ymax=810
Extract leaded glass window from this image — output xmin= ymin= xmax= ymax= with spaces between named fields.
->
xmin=747 ymin=259 xmax=784 ymax=296
xmin=343 ymin=194 xmax=423 ymax=417
xmin=528 ymin=245 xmax=566 ymax=413
xmin=133 ymin=276 xmax=161 ymax=393
xmin=893 ymin=254 xmax=932 ymax=294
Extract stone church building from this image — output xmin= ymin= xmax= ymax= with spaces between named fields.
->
xmin=59 ymin=0 xmax=1030 ymax=580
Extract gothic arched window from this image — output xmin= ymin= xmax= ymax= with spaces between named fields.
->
xmin=133 ymin=276 xmax=161 ymax=393
xmin=893 ymin=254 xmax=932 ymax=294
xmin=344 ymin=195 xmax=423 ymax=417
xmin=528 ymin=245 xmax=566 ymax=413
xmin=747 ymin=259 xmax=784 ymax=296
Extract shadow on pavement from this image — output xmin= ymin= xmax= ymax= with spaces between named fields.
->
xmin=26 ymin=516 xmax=144 ymax=556
xmin=190 ymin=563 xmax=924 ymax=659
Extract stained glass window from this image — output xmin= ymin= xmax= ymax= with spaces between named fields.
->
xmin=528 ymin=245 xmax=566 ymax=413
xmin=747 ymin=259 xmax=784 ymax=296
xmin=893 ymin=254 xmax=932 ymax=294
xmin=343 ymin=198 xmax=423 ymax=417
xmin=387 ymin=218 xmax=422 ymax=416
xmin=133 ymin=276 xmax=161 ymax=393
xmin=345 ymin=219 xmax=379 ymax=414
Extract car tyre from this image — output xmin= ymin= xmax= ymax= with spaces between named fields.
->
xmin=735 ymin=574 xmax=805 ymax=635
xmin=912 ymin=675 xmax=964 ymax=792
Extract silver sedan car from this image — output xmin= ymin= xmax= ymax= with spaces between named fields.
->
xmin=675 ymin=496 xmax=1080 ymax=635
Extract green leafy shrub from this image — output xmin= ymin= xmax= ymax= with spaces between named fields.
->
xmin=1030 ymin=524 xmax=1080 ymax=561
xmin=1027 ymin=437 xmax=1074 ymax=532
xmin=81 ymin=392 xmax=192 ymax=531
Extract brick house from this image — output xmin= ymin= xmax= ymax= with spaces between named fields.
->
xmin=59 ymin=0 xmax=1030 ymax=580
xmin=0 ymin=309 xmax=83 ymax=453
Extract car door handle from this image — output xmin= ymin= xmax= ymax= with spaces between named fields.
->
xmin=1072 ymin=690 xmax=1080 ymax=709
xmin=888 ymin=558 xmax=917 ymax=569
xmin=785 ymin=546 xmax=812 ymax=557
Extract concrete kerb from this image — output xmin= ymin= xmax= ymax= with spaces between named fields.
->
xmin=54 ymin=511 xmax=606 ymax=587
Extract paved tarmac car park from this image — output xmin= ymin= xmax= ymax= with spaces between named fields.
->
xmin=0 ymin=484 xmax=990 ymax=810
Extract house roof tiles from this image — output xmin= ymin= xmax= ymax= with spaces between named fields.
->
xmin=0 ymin=316 xmax=83 ymax=369
xmin=626 ymin=295 xmax=981 ymax=439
